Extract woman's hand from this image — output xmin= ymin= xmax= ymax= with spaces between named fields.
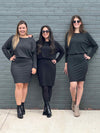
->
xmin=51 ymin=59 xmax=56 ymax=64
xmin=10 ymin=55 xmax=16 ymax=61
xmin=28 ymin=34 xmax=33 ymax=38
xmin=64 ymin=63 xmax=68 ymax=75
xmin=84 ymin=54 xmax=91 ymax=60
xmin=32 ymin=68 xmax=37 ymax=74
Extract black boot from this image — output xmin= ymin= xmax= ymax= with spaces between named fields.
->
xmin=46 ymin=102 xmax=52 ymax=118
xmin=17 ymin=105 xmax=23 ymax=119
xmin=43 ymin=104 xmax=47 ymax=115
xmin=21 ymin=102 xmax=25 ymax=115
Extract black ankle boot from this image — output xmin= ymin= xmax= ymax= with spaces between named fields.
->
xmin=46 ymin=102 xmax=52 ymax=118
xmin=17 ymin=105 xmax=23 ymax=119
xmin=43 ymin=104 xmax=47 ymax=115
xmin=21 ymin=103 xmax=25 ymax=115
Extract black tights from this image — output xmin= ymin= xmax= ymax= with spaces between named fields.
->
xmin=42 ymin=86 xmax=52 ymax=103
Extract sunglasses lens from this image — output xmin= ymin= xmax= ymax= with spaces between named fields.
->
xmin=42 ymin=30 xmax=49 ymax=33
xmin=77 ymin=20 xmax=80 ymax=23
xmin=73 ymin=21 xmax=76 ymax=23
xmin=73 ymin=20 xmax=80 ymax=23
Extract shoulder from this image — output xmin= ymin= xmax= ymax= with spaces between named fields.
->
xmin=5 ymin=35 xmax=14 ymax=43
xmin=54 ymin=40 xmax=61 ymax=45
xmin=29 ymin=37 xmax=35 ymax=41
xmin=54 ymin=40 xmax=64 ymax=50
xmin=83 ymin=32 xmax=93 ymax=39
xmin=28 ymin=37 xmax=36 ymax=45
xmin=82 ymin=31 xmax=90 ymax=36
xmin=54 ymin=40 xmax=60 ymax=47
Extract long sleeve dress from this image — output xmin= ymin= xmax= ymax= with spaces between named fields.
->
xmin=2 ymin=35 xmax=37 ymax=83
xmin=37 ymin=40 xmax=64 ymax=87
xmin=65 ymin=32 xmax=98 ymax=82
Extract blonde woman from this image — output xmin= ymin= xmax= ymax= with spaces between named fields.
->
xmin=64 ymin=15 xmax=98 ymax=117
xmin=2 ymin=20 xmax=37 ymax=119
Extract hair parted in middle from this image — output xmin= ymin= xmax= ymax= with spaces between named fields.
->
xmin=37 ymin=25 xmax=55 ymax=54
xmin=66 ymin=15 xmax=86 ymax=46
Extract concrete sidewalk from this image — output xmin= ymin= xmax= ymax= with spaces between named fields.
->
xmin=0 ymin=109 xmax=100 ymax=133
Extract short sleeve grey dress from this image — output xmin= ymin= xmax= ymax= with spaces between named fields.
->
xmin=2 ymin=36 xmax=37 ymax=83
xmin=65 ymin=32 xmax=98 ymax=82
xmin=37 ymin=41 xmax=64 ymax=87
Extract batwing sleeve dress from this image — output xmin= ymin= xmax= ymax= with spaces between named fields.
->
xmin=65 ymin=32 xmax=98 ymax=82
xmin=2 ymin=36 xmax=37 ymax=83
xmin=37 ymin=40 xmax=64 ymax=87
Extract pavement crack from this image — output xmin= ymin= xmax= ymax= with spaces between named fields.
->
xmin=0 ymin=110 xmax=10 ymax=131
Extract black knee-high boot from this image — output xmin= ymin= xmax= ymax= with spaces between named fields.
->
xmin=21 ymin=102 xmax=25 ymax=115
xmin=17 ymin=105 xmax=23 ymax=119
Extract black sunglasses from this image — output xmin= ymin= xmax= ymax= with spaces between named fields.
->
xmin=42 ymin=30 xmax=50 ymax=33
xmin=73 ymin=20 xmax=80 ymax=23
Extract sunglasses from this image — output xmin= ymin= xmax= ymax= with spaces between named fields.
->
xmin=73 ymin=20 xmax=80 ymax=23
xmin=42 ymin=30 xmax=49 ymax=33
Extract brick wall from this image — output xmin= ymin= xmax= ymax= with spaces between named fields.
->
xmin=0 ymin=0 xmax=100 ymax=109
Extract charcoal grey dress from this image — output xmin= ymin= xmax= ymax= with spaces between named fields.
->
xmin=2 ymin=35 xmax=37 ymax=83
xmin=37 ymin=41 xmax=64 ymax=87
xmin=65 ymin=32 xmax=98 ymax=82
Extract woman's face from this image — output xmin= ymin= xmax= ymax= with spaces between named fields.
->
xmin=18 ymin=24 xmax=27 ymax=36
xmin=73 ymin=17 xmax=81 ymax=29
xmin=42 ymin=27 xmax=50 ymax=40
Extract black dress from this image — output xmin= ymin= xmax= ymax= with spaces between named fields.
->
xmin=2 ymin=35 xmax=37 ymax=83
xmin=37 ymin=41 xmax=64 ymax=86
xmin=65 ymin=32 xmax=98 ymax=82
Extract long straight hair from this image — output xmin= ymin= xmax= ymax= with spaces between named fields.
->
xmin=37 ymin=25 xmax=55 ymax=54
xmin=12 ymin=20 xmax=28 ymax=49
xmin=66 ymin=15 xmax=86 ymax=46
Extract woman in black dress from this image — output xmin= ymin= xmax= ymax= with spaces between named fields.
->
xmin=2 ymin=20 xmax=37 ymax=119
xmin=37 ymin=25 xmax=64 ymax=118
xmin=64 ymin=15 xmax=98 ymax=117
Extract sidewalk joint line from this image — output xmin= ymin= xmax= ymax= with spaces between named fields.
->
xmin=0 ymin=110 xmax=10 ymax=131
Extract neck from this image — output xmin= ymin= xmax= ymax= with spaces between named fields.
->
xmin=74 ymin=29 xmax=80 ymax=33
xmin=19 ymin=35 xmax=28 ymax=38
xmin=45 ymin=38 xmax=49 ymax=42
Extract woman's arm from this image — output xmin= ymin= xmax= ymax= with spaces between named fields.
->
xmin=55 ymin=41 xmax=64 ymax=63
xmin=87 ymin=32 xmax=98 ymax=58
xmin=2 ymin=35 xmax=14 ymax=60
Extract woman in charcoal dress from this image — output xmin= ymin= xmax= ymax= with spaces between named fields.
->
xmin=64 ymin=15 xmax=98 ymax=117
xmin=2 ymin=20 xmax=37 ymax=119
xmin=37 ymin=25 xmax=64 ymax=118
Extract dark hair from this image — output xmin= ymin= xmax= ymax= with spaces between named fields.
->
xmin=37 ymin=25 xmax=55 ymax=54
xmin=66 ymin=15 xmax=86 ymax=46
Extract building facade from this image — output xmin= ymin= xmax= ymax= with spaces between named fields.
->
xmin=0 ymin=0 xmax=100 ymax=109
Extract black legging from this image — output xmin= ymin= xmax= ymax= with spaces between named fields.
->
xmin=42 ymin=86 xmax=52 ymax=103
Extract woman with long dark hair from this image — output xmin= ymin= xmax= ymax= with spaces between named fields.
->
xmin=37 ymin=25 xmax=64 ymax=118
xmin=2 ymin=20 xmax=37 ymax=119
xmin=64 ymin=15 xmax=98 ymax=117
